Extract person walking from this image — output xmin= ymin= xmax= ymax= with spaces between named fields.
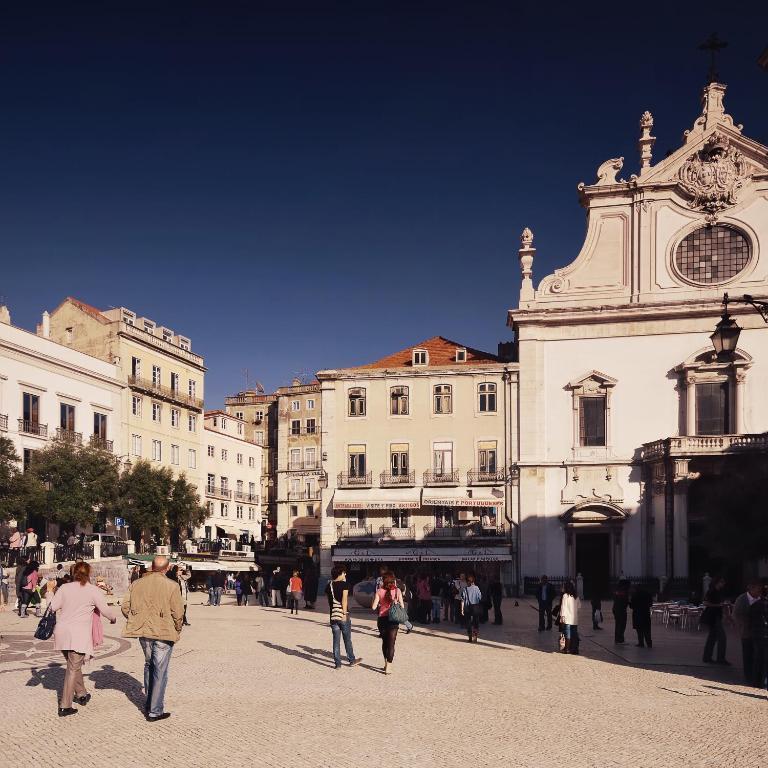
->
xmin=536 ymin=575 xmax=554 ymax=631
xmin=325 ymin=565 xmax=362 ymax=669
xmin=461 ymin=574 xmax=483 ymax=643
xmin=178 ymin=567 xmax=191 ymax=626
xmin=122 ymin=555 xmax=184 ymax=722
xmin=612 ymin=579 xmax=630 ymax=644
xmin=489 ymin=578 xmax=503 ymax=625
xmin=430 ymin=575 xmax=443 ymax=624
xmin=18 ymin=560 xmax=39 ymax=617
xmin=371 ymin=572 xmax=405 ymax=675
xmin=733 ymin=581 xmax=762 ymax=684
xmin=451 ymin=573 xmax=467 ymax=625
xmin=211 ymin=569 xmax=226 ymax=606
xmin=254 ymin=572 xmax=267 ymax=606
xmin=416 ymin=573 xmax=432 ymax=624
xmin=702 ymin=576 xmax=730 ymax=665
xmin=288 ymin=570 xmax=303 ymax=614
xmin=560 ymin=580 xmax=581 ymax=654
xmin=631 ymin=585 xmax=653 ymax=648
xmin=271 ymin=567 xmax=284 ymax=608
xmin=9 ymin=528 xmax=22 ymax=566
xmin=48 ymin=561 xmax=117 ymax=717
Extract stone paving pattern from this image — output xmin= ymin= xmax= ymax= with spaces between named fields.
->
xmin=1 ymin=593 xmax=767 ymax=768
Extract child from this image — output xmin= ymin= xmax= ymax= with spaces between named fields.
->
xmin=288 ymin=570 xmax=303 ymax=615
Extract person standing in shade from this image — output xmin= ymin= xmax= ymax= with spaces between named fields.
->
xmin=211 ymin=569 xmax=226 ymax=607
xmin=49 ymin=561 xmax=117 ymax=717
xmin=461 ymin=574 xmax=483 ymax=643
xmin=271 ymin=567 xmax=284 ymax=608
xmin=591 ymin=595 xmax=603 ymax=631
xmin=451 ymin=573 xmax=467 ymax=626
xmin=612 ymin=579 xmax=630 ymax=644
xmin=536 ymin=575 xmax=553 ymax=631
xmin=559 ymin=580 xmax=581 ymax=654
xmin=371 ymin=572 xmax=405 ymax=675
xmin=122 ymin=555 xmax=184 ymax=722
xmin=748 ymin=586 xmax=768 ymax=691
xmin=416 ymin=573 xmax=432 ymax=624
xmin=325 ymin=565 xmax=362 ymax=669
xmin=489 ymin=578 xmax=503 ymax=625
xmin=430 ymin=575 xmax=443 ymax=624
xmin=702 ymin=576 xmax=730 ymax=665
xmin=733 ymin=581 xmax=762 ymax=684
xmin=631 ymin=584 xmax=653 ymax=648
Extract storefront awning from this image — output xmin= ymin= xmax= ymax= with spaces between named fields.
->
xmin=422 ymin=487 xmax=505 ymax=508
xmin=332 ymin=545 xmax=512 ymax=562
xmin=332 ymin=488 xmax=422 ymax=511
xmin=216 ymin=524 xmax=247 ymax=536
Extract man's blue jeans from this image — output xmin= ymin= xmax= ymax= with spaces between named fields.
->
xmin=330 ymin=619 xmax=356 ymax=667
xmin=139 ymin=638 xmax=174 ymax=717
xmin=213 ymin=587 xmax=224 ymax=606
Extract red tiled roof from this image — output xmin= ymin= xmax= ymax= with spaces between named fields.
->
xmin=60 ymin=296 xmax=109 ymax=324
xmin=353 ymin=336 xmax=500 ymax=369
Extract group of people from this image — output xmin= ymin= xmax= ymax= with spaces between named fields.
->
xmin=3 ymin=527 xmax=39 ymax=564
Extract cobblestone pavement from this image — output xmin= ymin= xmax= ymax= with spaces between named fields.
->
xmin=1 ymin=594 xmax=767 ymax=768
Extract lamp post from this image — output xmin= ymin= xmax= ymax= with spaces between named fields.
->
xmin=711 ymin=292 xmax=768 ymax=359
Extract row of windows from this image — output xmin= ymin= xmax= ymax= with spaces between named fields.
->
xmin=205 ymin=501 xmax=258 ymax=520
xmin=17 ymin=392 xmax=110 ymax=439
xmin=289 ymin=418 xmax=317 ymax=435
xmin=347 ymin=383 xmax=497 ymax=417
xmin=205 ymin=445 xmax=257 ymax=467
xmin=345 ymin=442 xmax=500 ymax=476
xmin=344 ymin=509 xmax=498 ymax=528
xmin=130 ymin=435 xmax=196 ymax=467
xmin=290 ymin=398 xmax=315 ymax=411
xmin=132 ymin=396 xmax=198 ymax=431
xmin=206 ymin=476 xmax=258 ymax=496
xmin=210 ymin=415 xmax=244 ymax=436
xmin=131 ymin=357 xmax=198 ymax=397
xmin=290 ymin=504 xmax=316 ymax=518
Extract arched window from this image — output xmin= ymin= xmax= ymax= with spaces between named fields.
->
xmin=433 ymin=384 xmax=452 ymax=414
xmin=675 ymin=225 xmax=750 ymax=285
xmin=390 ymin=386 xmax=409 ymax=415
xmin=478 ymin=383 xmax=497 ymax=413
xmin=348 ymin=388 xmax=366 ymax=417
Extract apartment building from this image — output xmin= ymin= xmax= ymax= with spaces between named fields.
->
xmin=44 ymin=298 xmax=205 ymax=493
xmin=200 ymin=411 xmax=262 ymax=541
xmin=224 ymin=389 xmax=278 ymax=536
xmin=0 ymin=305 xmax=124 ymax=532
xmin=317 ymin=337 xmax=518 ymax=588
xmin=276 ymin=380 xmax=322 ymax=547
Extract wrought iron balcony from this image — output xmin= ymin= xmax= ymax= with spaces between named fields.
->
xmin=287 ymin=490 xmax=321 ymax=501
xmin=423 ymin=523 xmax=508 ymax=539
xmin=379 ymin=525 xmax=415 ymax=539
xmin=288 ymin=426 xmax=319 ymax=436
xmin=467 ymin=469 xmax=506 ymax=485
xmin=423 ymin=469 xmax=460 ymax=486
xmin=19 ymin=420 xmax=47 ymax=437
xmin=128 ymin=374 xmax=204 ymax=411
xmin=337 ymin=471 xmax=372 ymax=488
xmin=89 ymin=435 xmax=114 ymax=452
xmin=0 ymin=414 xmax=7 ymax=430
xmin=285 ymin=460 xmax=321 ymax=471
xmin=336 ymin=523 xmax=375 ymax=539
xmin=56 ymin=428 xmax=82 ymax=444
xmin=206 ymin=486 xmax=232 ymax=500
xmin=380 ymin=471 xmax=416 ymax=487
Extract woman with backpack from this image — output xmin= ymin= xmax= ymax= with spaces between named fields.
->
xmin=371 ymin=571 xmax=406 ymax=675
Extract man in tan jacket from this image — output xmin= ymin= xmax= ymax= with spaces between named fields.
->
xmin=122 ymin=555 xmax=184 ymax=722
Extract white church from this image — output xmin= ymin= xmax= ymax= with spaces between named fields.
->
xmin=509 ymin=80 xmax=768 ymax=597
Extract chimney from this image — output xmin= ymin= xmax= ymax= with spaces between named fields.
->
xmin=0 ymin=305 xmax=10 ymax=325
xmin=41 ymin=311 xmax=51 ymax=338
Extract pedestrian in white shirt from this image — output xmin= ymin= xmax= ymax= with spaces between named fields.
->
xmin=559 ymin=580 xmax=581 ymax=655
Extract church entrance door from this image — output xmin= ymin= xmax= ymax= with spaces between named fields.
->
xmin=575 ymin=532 xmax=610 ymax=599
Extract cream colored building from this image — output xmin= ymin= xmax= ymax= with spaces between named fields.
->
xmin=224 ymin=390 xmax=277 ymax=536
xmin=0 ymin=305 xmax=124 ymax=534
xmin=275 ymin=380 xmax=322 ymax=546
xmin=200 ymin=411 xmax=262 ymax=541
xmin=509 ymin=81 xmax=768 ymax=597
xmin=318 ymin=337 xmax=518 ymax=586
xmin=45 ymin=298 xmax=205 ymax=494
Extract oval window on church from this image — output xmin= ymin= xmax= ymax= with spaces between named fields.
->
xmin=675 ymin=225 xmax=750 ymax=284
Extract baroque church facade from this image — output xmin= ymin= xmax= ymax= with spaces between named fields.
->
xmin=509 ymin=81 xmax=768 ymax=596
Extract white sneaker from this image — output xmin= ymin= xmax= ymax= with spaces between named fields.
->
xmin=384 ymin=661 xmax=391 ymax=675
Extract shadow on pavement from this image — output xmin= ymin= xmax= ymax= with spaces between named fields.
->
xmin=88 ymin=664 xmax=145 ymax=714
xmin=258 ymin=640 xmax=334 ymax=668
xmin=26 ymin=664 xmax=65 ymax=704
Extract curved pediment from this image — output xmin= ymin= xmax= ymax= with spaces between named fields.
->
xmin=559 ymin=502 xmax=627 ymax=526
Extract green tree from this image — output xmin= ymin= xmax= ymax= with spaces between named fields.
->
xmin=166 ymin=474 xmax=207 ymax=550
xmin=0 ymin=436 xmax=27 ymax=523
xmin=118 ymin=460 xmax=173 ymax=542
xmin=27 ymin=438 xmax=120 ymax=528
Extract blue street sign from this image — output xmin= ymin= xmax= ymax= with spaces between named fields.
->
xmin=114 ymin=517 xmax=125 ymax=528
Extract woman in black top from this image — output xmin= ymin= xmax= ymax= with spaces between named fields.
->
xmin=702 ymin=577 xmax=729 ymax=664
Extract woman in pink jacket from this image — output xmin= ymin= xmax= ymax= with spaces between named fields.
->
xmin=49 ymin=561 xmax=117 ymax=717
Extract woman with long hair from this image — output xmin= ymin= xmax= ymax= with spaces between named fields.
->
xmin=559 ymin=580 xmax=581 ymax=655
xmin=371 ymin=571 xmax=405 ymax=674
xmin=461 ymin=573 xmax=483 ymax=643
xmin=48 ymin=562 xmax=117 ymax=717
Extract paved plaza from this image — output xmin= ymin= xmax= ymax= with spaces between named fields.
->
xmin=1 ymin=593 xmax=767 ymax=768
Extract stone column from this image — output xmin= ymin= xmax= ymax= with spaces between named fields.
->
xmin=92 ymin=541 xmax=102 ymax=561
xmin=685 ymin=375 xmax=696 ymax=436
xmin=41 ymin=541 xmax=55 ymax=566
xmin=734 ymin=371 xmax=746 ymax=434
xmin=126 ymin=540 xmax=136 ymax=555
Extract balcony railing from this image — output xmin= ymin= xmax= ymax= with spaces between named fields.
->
xmin=379 ymin=525 xmax=416 ymax=539
xmin=467 ymin=469 xmax=506 ymax=484
xmin=423 ymin=523 xmax=508 ymax=539
xmin=89 ymin=435 xmax=114 ymax=452
xmin=206 ymin=486 xmax=232 ymax=500
xmin=287 ymin=491 xmax=321 ymax=501
xmin=288 ymin=427 xmax=319 ymax=436
xmin=0 ymin=414 xmax=7 ymax=430
xmin=19 ymin=420 xmax=47 ymax=437
xmin=285 ymin=460 xmax=321 ymax=471
xmin=119 ymin=320 xmax=204 ymax=366
xmin=128 ymin=375 xmax=204 ymax=411
xmin=423 ymin=469 xmax=460 ymax=486
xmin=336 ymin=524 xmax=375 ymax=539
xmin=56 ymin=428 xmax=83 ymax=444
xmin=380 ymin=471 xmax=416 ymax=487
xmin=337 ymin=472 xmax=372 ymax=488
xmin=234 ymin=492 xmax=260 ymax=503
xmin=641 ymin=433 xmax=768 ymax=461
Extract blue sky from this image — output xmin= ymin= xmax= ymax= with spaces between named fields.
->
xmin=1 ymin=2 xmax=766 ymax=404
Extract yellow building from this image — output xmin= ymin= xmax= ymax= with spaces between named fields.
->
xmin=45 ymin=298 xmax=205 ymax=494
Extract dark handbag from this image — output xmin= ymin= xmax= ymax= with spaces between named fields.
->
xmin=387 ymin=590 xmax=408 ymax=624
xmin=34 ymin=607 xmax=56 ymax=641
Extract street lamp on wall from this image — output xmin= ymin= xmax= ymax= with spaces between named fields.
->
xmin=317 ymin=470 xmax=328 ymax=490
xmin=711 ymin=292 xmax=768 ymax=360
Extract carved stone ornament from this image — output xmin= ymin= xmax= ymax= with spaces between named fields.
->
xmin=678 ymin=133 xmax=748 ymax=214
xmin=594 ymin=157 xmax=624 ymax=186
xmin=520 ymin=227 xmax=533 ymax=247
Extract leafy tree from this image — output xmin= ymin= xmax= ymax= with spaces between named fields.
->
xmin=166 ymin=474 xmax=207 ymax=550
xmin=0 ymin=436 xmax=27 ymax=523
xmin=27 ymin=438 xmax=120 ymax=528
xmin=118 ymin=460 xmax=173 ymax=541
